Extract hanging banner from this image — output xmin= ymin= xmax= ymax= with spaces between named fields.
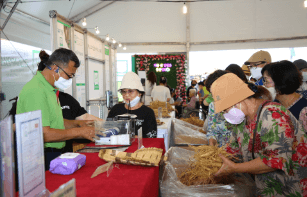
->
xmin=74 ymin=31 xmax=86 ymax=108
xmin=87 ymin=36 xmax=103 ymax=60
xmin=88 ymin=60 xmax=104 ymax=100
xmin=57 ymin=21 xmax=70 ymax=49
xmin=57 ymin=20 xmax=72 ymax=95
xmin=105 ymin=45 xmax=110 ymax=91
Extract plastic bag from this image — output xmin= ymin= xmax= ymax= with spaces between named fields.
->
xmin=160 ymin=147 xmax=256 ymax=197
xmin=174 ymin=119 xmax=204 ymax=131
xmin=94 ymin=120 xmax=133 ymax=145
xmin=173 ymin=119 xmax=208 ymax=145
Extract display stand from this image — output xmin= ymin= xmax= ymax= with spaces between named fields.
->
xmin=15 ymin=110 xmax=49 ymax=197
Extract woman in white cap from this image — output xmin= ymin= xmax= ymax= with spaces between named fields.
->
xmin=210 ymin=73 xmax=307 ymax=197
xmin=107 ymin=72 xmax=157 ymax=138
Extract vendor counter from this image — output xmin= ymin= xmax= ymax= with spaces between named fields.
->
xmin=43 ymin=138 xmax=165 ymax=197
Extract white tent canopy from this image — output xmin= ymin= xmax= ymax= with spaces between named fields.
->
xmin=1 ymin=0 xmax=307 ymax=53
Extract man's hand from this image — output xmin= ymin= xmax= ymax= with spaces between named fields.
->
xmin=78 ymin=126 xmax=97 ymax=141
xmin=77 ymin=120 xmax=95 ymax=127
xmin=215 ymin=154 xmax=236 ymax=177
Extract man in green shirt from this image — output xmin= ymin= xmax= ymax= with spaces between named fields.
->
xmin=17 ymin=48 xmax=95 ymax=170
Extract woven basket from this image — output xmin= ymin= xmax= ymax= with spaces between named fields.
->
xmin=99 ymin=148 xmax=163 ymax=166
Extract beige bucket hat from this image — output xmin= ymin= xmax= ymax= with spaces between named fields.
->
xmin=211 ymin=73 xmax=254 ymax=113
xmin=245 ymin=50 xmax=271 ymax=65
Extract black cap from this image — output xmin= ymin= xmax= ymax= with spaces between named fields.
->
xmin=198 ymin=81 xmax=205 ymax=86
xmin=293 ymin=59 xmax=307 ymax=70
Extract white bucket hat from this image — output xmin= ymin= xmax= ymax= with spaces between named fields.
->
xmin=119 ymin=72 xmax=144 ymax=92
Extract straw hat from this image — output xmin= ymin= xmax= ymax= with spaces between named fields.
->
xmin=211 ymin=73 xmax=254 ymax=113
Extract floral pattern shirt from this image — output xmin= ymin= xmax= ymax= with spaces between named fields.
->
xmin=226 ymin=101 xmax=307 ymax=197
xmin=288 ymin=95 xmax=307 ymax=134
xmin=206 ymin=102 xmax=233 ymax=147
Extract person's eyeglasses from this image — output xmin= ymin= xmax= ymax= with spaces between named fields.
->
xmin=120 ymin=89 xmax=136 ymax=95
xmin=54 ymin=64 xmax=75 ymax=79
xmin=248 ymin=62 xmax=266 ymax=69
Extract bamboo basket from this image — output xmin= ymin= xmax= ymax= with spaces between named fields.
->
xmin=99 ymin=147 xmax=163 ymax=166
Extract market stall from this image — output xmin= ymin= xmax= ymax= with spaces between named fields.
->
xmin=42 ymin=138 xmax=165 ymax=197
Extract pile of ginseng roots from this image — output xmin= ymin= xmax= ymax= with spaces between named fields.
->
xmin=179 ymin=145 xmax=237 ymax=186
xmin=180 ymin=116 xmax=205 ymax=128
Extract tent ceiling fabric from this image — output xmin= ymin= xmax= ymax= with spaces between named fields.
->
xmin=2 ymin=0 xmax=307 ymax=53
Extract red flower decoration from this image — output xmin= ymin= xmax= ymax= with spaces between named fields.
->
xmin=263 ymin=149 xmax=279 ymax=158
xmin=262 ymin=142 xmax=268 ymax=149
xmin=300 ymin=178 xmax=307 ymax=192
xmin=263 ymin=157 xmax=283 ymax=170
xmin=248 ymin=133 xmax=262 ymax=153
xmin=296 ymin=142 xmax=307 ymax=167
xmin=285 ymin=127 xmax=294 ymax=138
xmin=292 ymin=153 xmax=299 ymax=162
xmin=225 ymin=146 xmax=241 ymax=154
xmin=272 ymin=112 xmax=281 ymax=119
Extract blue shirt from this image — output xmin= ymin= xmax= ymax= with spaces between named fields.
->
xmin=255 ymin=77 xmax=264 ymax=86
xmin=199 ymin=89 xmax=204 ymax=97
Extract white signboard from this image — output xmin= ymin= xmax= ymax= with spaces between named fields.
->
xmin=74 ymin=31 xmax=86 ymax=108
xmin=0 ymin=116 xmax=15 ymax=197
xmin=88 ymin=60 xmax=104 ymax=100
xmin=16 ymin=110 xmax=47 ymax=197
xmin=105 ymin=45 xmax=110 ymax=91
xmin=87 ymin=36 xmax=103 ymax=60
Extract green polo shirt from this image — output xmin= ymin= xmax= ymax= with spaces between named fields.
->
xmin=17 ymin=71 xmax=65 ymax=149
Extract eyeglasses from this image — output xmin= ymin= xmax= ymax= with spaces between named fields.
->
xmin=120 ymin=89 xmax=136 ymax=95
xmin=248 ymin=62 xmax=266 ymax=69
xmin=54 ymin=64 xmax=75 ymax=79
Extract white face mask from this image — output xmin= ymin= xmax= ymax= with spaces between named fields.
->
xmin=250 ymin=67 xmax=262 ymax=80
xmin=302 ymin=72 xmax=307 ymax=81
xmin=125 ymin=96 xmax=141 ymax=108
xmin=223 ymin=103 xmax=245 ymax=125
xmin=53 ymin=72 xmax=72 ymax=90
xmin=266 ymin=87 xmax=277 ymax=101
